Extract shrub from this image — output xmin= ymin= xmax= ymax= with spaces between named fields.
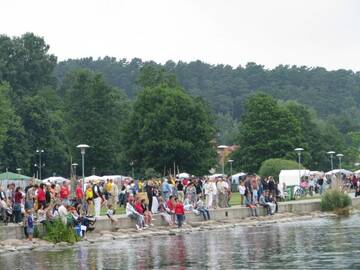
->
xmin=41 ymin=219 xmax=80 ymax=244
xmin=258 ymin=158 xmax=304 ymax=181
xmin=320 ymin=189 xmax=352 ymax=212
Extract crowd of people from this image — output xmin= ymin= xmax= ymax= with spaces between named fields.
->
xmin=2 ymin=172 xmax=358 ymax=239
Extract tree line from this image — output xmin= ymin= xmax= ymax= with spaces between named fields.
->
xmin=0 ymin=33 xmax=359 ymax=178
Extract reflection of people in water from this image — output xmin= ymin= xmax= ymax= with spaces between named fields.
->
xmin=168 ymin=235 xmax=186 ymax=269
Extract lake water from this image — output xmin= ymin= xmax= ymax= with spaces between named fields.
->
xmin=1 ymin=215 xmax=360 ymax=269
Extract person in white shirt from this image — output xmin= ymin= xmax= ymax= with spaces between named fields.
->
xmin=211 ymin=179 xmax=218 ymax=209
xmin=238 ymin=181 xmax=246 ymax=205
xmin=203 ymin=179 xmax=212 ymax=208
xmin=58 ymin=203 xmax=68 ymax=225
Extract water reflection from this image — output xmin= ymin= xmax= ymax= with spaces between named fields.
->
xmin=2 ymin=215 xmax=360 ymax=269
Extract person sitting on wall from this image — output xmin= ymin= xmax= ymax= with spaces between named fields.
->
xmin=245 ymin=191 xmax=258 ymax=217
xmin=259 ymin=191 xmax=271 ymax=215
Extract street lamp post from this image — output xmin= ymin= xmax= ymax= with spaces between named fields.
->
xmin=76 ymin=144 xmax=90 ymax=193
xmin=217 ymin=145 xmax=228 ymax=175
xmin=336 ymin=154 xmax=344 ymax=169
xmin=228 ymin=159 xmax=234 ymax=176
xmin=327 ymin=151 xmax=336 ymax=171
xmin=36 ymin=149 xmax=44 ymax=179
xmin=294 ymin=148 xmax=304 ymax=183
xmin=72 ymin=163 xmax=78 ymax=178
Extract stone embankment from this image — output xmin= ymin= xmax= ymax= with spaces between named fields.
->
xmin=0 ymin=211 xmax=337 ymax=255
xmin=0 ymin=196 xmax=359 ymax=254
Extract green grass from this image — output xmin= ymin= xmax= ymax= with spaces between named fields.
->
xmin=229 ymin=192 xmax=242 ymax=206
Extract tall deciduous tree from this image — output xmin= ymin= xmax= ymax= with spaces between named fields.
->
xmin=232 ymin=93 xmax=301 ymax=173
xmin=64 ymin=70 xmax=130 ymax=175
xmin=123 ymin=84 xmax=216 ymax=176
xmin=0 ymin=33 xmax=57 ymax=99
xmin=0 ymin=84 xmax=30 ymax=172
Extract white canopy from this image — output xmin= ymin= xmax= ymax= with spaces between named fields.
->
xmin=42 ymin=176 xmax=69 ymax=184
xmin=279 ymin=169 xmax=310 ymax=187
xmin=176 ymin=173 xmax=190 ymax=179
xmin=231 ymin=172 xmax=247 ymax=184
xmin=209 ymin=173 xmax=226 ymax=179
xmin=84 ymin=175 xmax=102 ymax=182
xmin=325 ymin=169 xmax=353 ymax=176
xmin=354 ymin=169 xmax=360 ymax=174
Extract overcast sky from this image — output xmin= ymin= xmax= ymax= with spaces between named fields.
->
xmin=2 ymin=0 xmax=359 ymax=71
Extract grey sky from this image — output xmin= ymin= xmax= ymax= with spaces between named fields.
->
xmin=2 ymin=0 xmax=360 ymax=71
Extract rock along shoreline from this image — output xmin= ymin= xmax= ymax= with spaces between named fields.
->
xmin=0 ymin=211 xmax=340 ymax=255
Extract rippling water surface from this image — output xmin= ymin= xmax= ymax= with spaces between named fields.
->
xmin=1 ymin=215 xmax=360 ymax=269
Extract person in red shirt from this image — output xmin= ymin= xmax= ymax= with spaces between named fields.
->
xmin=76 ymin=184 xmax=84 ymax=203
xmin=37 ymin=184 xmax=46 ymax=210
xmin=174 ymin=197 xmax=185 ymax=228
xmin=166 ymin=195 xmax=176 ymax=223
xmin=134 ymin=198 xmax=144 ymax=214
xmin=60 ymin=181 xmax=70 ymax=203
xmin=14 ymin=187 xmax=23 ymax=223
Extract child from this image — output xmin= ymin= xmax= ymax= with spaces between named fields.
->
xmin=174 ymin=197 xmax=185 ymax=228
xmin=26 ymin=209 xmax=34 ymax=241
xmin=106 ymin=204 xmax=117 ymax=224
xmin=238 ymin=181 xmax=246 ymax=205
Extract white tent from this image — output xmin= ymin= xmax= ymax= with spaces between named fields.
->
xmin=231 ymin=172 xmax=247 ymax=184
xmin=279 ymin=169 xmax=310 ymax=187
xmin=325 ymin=169 xmax=353 ymax=176
xmin=42 ymin=176 xmax=70 ymax=184
xmin=100 ymin=175 xmax=126 ymax=185
xmin=176 ymin=173 xmax=190 ymax=179
xmin=209 ymin=173 xmax=226 ymax=179
xmin=354 ymin=169 xmax=360 ymax=174
xmin=84 ymin=175 xmax=102 ymax=182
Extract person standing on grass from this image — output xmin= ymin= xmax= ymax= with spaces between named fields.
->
xmin=92 ymin=182 xmax=102 ymax=217
xmin=13 ymin=187 xmax=23 ymax=223
xmin=60 ymin=181 xmax=70 ymax=205
xmin=174 ymin=197 xmax=185 ymax=228
xmin=238 ymin=181 xmax=246 ymax=205
xmin=176 ymin=180 xmax=184 ymax=202
xmin=76 ymin=183 xmax=84 ymax=204
xmin=37 ymin=184 xmax=46 ymax=210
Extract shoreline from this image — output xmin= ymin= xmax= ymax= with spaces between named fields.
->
xmin=0 ymin=210 xmax=341 ymax=255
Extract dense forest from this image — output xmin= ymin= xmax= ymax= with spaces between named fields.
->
xmin=55 ymin=57 xmax=360 ymax=142
xmin=0 ymin=33 xmax=360 ymax=178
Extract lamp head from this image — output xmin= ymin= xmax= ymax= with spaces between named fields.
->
xmin=77 ymin=144 xmax=90 ymax=154
xmin=217 ymin=145 xmax=228 ymax=150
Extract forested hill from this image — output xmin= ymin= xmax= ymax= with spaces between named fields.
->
xmin=55 ymin=57 xmax=360 ymax=131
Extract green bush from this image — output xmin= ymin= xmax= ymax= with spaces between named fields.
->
xmin=320 ymin=189 xmax=352 ymax=212
xmin=258 ymin=158 xmax=304 ymax=181
xmin=41 ymin=219 xmax=80 ymax=244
